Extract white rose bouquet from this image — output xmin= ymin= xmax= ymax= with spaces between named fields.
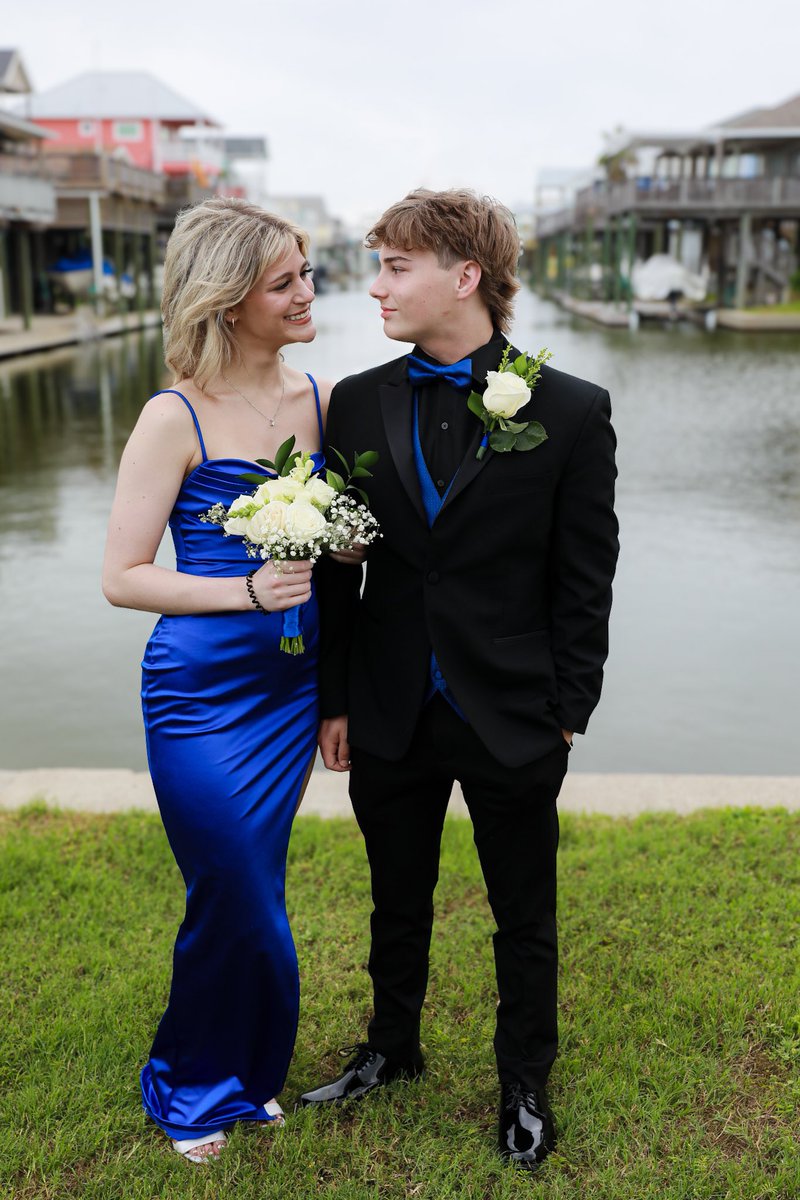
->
xmin=468 ymin=343 xmax=553 ymax=459
xmin=201 ymin=437 xmax=380 ymax=654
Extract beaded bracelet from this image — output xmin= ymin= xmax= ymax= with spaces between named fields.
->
xmin=245 ymin=568 xmax=269 ymax=614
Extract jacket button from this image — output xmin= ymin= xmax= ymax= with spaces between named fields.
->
xmin=427 ymin=571 xmax=440 ymax=584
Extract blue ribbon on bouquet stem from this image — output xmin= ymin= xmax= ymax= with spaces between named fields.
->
xmin=280 ymin=602 xmax=305 ymax=655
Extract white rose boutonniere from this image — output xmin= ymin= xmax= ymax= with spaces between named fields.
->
xmin=482 ymin=370 xmax=531 ymax=418
xmin=468 ymin=343 xmax=552 ymax=459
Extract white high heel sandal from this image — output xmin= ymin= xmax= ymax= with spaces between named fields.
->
xmin=171 ymin=1130 xmax=227 ymax=1164
xmin=171 ymin=1098 xmax=283 ymax=1163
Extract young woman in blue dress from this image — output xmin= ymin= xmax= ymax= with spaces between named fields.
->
xmin=103 ymin=196 xmax=360 ymax=1163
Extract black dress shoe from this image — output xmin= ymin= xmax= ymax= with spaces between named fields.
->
xmin=299 ymin=1043 xmax=424 ymax=1106
xmin=498 ymin=1083 xmax=556 ymax=1171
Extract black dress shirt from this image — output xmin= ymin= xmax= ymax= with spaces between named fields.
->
xmin=412 ymin=329 xmax=507 ymax=495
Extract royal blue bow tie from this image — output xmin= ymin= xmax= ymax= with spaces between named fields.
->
xmin=406 ymin=354 xmax=473 ymax=392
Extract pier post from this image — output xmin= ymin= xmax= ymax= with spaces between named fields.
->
xmin=0 ymin=227 xmax=10 ymax=320
xmin=16 ymin=227 xmax=34 ymax=331
xmin=612 ymin=218 xmax=622 ymax=306
xmin=602 ymin=221 xmax=611 ymax=300
xmin=626 ymin=215 xmax=638 ymax=309
xmin=32 ymin=231 xmax=46 ymax=313
xmin=734 ymin=213 xmax=752 ymax=309
xmin=132 ymin=232 xmax=144 ymax=316
xmin=88 ymin=193 xmax=105 ymax=316
xmin=114 ymin=225 xmax=125 ymax=314
xmin=147 ymin=229 xmax=157 ymax=309
xmin=584 ymin=216 xmax=594 ymax=297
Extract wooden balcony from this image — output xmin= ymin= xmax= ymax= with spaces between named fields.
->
xmin=42 ymin=153 xmax=166 ymax=205
xmin=605 ymin=176 xmax=800 ymax=217
xmin=158 ymin=174 xmax=216 ymax=222
xmin=0 ymin=153 xmax=57 ymax=223
xmin=537 ymin=175 xmax=800 ymax=237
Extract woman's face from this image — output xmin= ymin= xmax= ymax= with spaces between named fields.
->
xmin=231 ymin=245 xmax=316 ymax=349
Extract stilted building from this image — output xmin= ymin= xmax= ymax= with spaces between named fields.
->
xmin=535 ymin=93 xmax=800 ymax=310
xmin=0 ymin=50 xmax=56 ymax=328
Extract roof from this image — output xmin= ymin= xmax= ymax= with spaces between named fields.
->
xmin=0 ymin=48 xmax=33 ymax=94
xmin=0 ymin=108 xmax=50 ymax=142
xmin=26 ymin=70 xmax=218 ymax=124
xmin=223 ymin=136 xmax=269 ymax=160
xmin=719 ymin=92 xmax=800 ymax=129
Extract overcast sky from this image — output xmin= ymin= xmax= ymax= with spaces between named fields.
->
xmin=7 ymin=0 xmax=800 ymax=226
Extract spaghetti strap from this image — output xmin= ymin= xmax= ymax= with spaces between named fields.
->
xmin=306 ymin=374 xmax=324 ymax=450
xmin=155 ymin=389 xmax=208 ymax=462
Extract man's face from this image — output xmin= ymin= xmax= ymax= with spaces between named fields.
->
xmin=369 ymin=245 xmax=464 ymax=345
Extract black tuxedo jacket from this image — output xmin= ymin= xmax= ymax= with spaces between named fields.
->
xmin=316 ymin=351 xmax=619 ymax=769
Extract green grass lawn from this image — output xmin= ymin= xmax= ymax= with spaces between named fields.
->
xmin=2 ymin=805 xmax=799 ymax=1199
xmin=748 ymin=300 xmax=800 ymax=315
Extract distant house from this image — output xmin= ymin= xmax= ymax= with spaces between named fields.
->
xmin=0 ymin=49 xmax=56 ymax=325
xmin=0 ymin=47 xmax=34 ymax=96
xmin=535 ymin=92 xmax=800 ymax=309
xmin=23 ymin=70 xmax=224 ymax=188
xmin=221 ymin=136 xmax=269 ymax=202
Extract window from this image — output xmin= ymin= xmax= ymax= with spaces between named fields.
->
xmin=113 ymin=121 xmax=143 ymax=142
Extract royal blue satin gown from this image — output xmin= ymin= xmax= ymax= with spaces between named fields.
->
xmin=139 ymin=381 xmax=322 ymax=1140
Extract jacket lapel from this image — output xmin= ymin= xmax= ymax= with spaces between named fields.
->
xmin=379 ymin=373 xmax=428 ymax=525
xmin=438 ymin=424 xmax=492 ymax=515
xmin=438 ymin=340 xmax=521 ymax=518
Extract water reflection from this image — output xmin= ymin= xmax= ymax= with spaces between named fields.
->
xmin=0 ymin=328 xmax=166 ymax=487
xmin=0 ymin=293 xmax=798 ymax=775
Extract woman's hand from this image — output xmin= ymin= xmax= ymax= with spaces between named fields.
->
xmin=329 ymin=543 xmax=368 ymax=566
xmin=251 ymin=560 xmax=313 ymax=611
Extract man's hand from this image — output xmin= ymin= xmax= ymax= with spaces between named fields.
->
xmin=561 ymin=729 xmax=573 ymax=746
xmin=319 ymin=715 xmax=351 ymax=771
xmin=329 ymin=542 xmax=368 ymax=566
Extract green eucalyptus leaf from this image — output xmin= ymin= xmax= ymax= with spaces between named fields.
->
xmin=513 ymin=353 xmax=529 ymax=375
xmin=351 ymin=466 xmax=373 ymax=479
xmin=504 ymin=419 xmax=529 ymax=434
xmin=351 ymin=487 xmax=370 ymax=505
xmin=331 ymin=446 xmax=352 ymax=475
xmin=515 ymin=422 xmax=548 ymax=451
xmin=467 ymin=391 xmax=486 ymax=421
xmin=254 ymin=458 xmax=276 ymax=471
xmin=274 ymin=436 xmax=296 ymax=475
xmin=326 ymin=469 xmax=346 ymax=492
xmin=355 ymin=450 xmax=379 ymax=468
xmin=489 ymin=428 xmax=517 ymax=453
xmin=239 ymin=472 xmax=268 ymax=484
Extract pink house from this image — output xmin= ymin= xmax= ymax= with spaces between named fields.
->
xmin=24 ymin=70 xmax=224 ymax=186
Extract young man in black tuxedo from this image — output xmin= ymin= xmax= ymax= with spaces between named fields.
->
xmin=301 ymin=189 xmax=619 ymax=1171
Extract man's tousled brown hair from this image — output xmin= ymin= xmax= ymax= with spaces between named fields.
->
xmin=365 ymin=189 xmax=521 ymax=333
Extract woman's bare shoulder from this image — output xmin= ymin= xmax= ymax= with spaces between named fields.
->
xmin=129 ymin=382 xmax=204 ymax=451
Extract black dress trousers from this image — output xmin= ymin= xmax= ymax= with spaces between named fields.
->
xmin=348 ymin=694 xmax=569 ymax=1090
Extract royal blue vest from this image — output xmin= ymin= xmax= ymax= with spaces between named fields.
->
xmin=412 ymin=393 xmax=467 ymax=721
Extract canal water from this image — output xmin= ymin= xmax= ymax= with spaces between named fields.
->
xmin=1 ymin=287 xmax=798 ymax=775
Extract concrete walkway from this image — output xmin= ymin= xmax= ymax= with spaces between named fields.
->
xmin=1 ymin=767 xmax=797 ymax=818
xmin=551 ymin=292 xmax=800 ymax=333
xmin=0 ymin=310 xmax=161 ymax=359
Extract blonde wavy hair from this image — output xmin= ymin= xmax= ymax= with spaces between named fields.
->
xmin=366 ymin=189 xmax=521 ymax=333
xmin=162 ymin=196 xmax=310 ymax=390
